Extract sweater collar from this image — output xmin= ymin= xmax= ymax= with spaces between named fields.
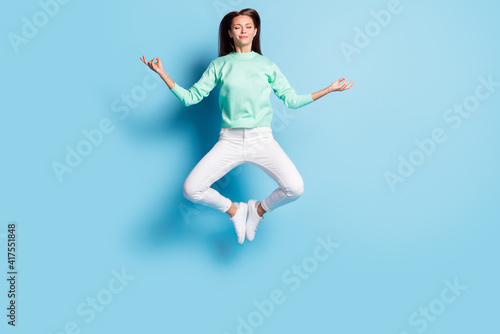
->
xmin=228 ymin=50 xmax=257 ymax=59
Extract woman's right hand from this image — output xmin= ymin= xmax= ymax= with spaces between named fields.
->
xmin=140 ymin=55 xmax=165 ymax=75
xmin=328 ymin=77 xmax=354 ymax=92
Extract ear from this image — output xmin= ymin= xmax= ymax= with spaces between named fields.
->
xmin=228 ymin=29 xmax=232 ymax=38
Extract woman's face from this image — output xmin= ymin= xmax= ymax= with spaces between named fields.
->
xmin=228 ymin=15 xmax=257 ymax=49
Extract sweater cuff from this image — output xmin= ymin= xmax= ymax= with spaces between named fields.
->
xmin=170 ymin=82 xmax=183 ymax=100
xmin=302 ymin=93 xmax=314 ymax=106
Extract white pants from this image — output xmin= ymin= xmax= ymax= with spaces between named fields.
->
xmin=183 ymin=126 xmax=304 ymax=213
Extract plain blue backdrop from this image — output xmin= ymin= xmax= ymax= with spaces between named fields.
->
xmin=1 ymin=0 xmax=499 ymax=333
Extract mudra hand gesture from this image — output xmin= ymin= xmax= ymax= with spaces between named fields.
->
xmin=140 ymin=55 xmax=165 ymax=75
xmin=329 ymin=77 xmax=354 ymax=92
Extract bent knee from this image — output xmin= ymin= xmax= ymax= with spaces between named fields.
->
xmin=183 ymin=180 xmax=202 ymax=202
xmin=285 ymin=180 xmax=304 ymax=199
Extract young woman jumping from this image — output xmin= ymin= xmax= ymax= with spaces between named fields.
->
xmin=140 ymin=8 xmax=353 ymax=244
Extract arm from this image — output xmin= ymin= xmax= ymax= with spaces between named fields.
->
xmin=167 ymin=61 xmax=219 ymax=107
xmin=140 ymin=55 xmax=218 ymax=106
xmin=311 ymin=77 xmax=354 ymax=101
xmin=158 ymin=71 xmax=175 ymax=90
xmin=269 ymin=63 xmax=315 ymax=109
xmin=140 ymin=55 xmax=175 ymax=89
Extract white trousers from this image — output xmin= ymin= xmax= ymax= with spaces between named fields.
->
xmin=183 ymin=126 xmax=304 ymax=213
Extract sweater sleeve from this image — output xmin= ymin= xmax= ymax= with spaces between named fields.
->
xmin=170 ymin=60 xmax=218 ymax=107
xmin=269 ymin=63 xmax=314 ymax=109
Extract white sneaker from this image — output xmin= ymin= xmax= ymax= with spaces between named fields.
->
xmin=246 ymin=199 xmax=264 ymax=242
xmin=229 ymin=202 xmax=248 ymax=244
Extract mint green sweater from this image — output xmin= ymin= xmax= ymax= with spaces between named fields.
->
xmin=169 ymin=50 xmax=314 ymax=128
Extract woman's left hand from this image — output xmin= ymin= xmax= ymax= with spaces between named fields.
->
xmin=329 ymin=77 xmax=354 ymax=92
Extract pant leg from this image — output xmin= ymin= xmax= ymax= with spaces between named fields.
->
xmin=183 ymin=135 xmax=245 ymax=213
xmin=245 ymin=131 xmax=304 ymax=213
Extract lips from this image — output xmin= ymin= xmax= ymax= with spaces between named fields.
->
xmin=240 ymin=36 xmax=248 ymax=38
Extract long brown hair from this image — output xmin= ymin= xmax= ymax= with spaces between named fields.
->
xmin=218 ymin=8 xmax=262 ymax=57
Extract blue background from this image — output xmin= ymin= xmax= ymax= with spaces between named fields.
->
xmin=1 ymin=0 xmax=499 ymax=333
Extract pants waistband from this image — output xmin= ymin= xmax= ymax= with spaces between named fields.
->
xmin=219 ymin=126 xmax=273 ymax=140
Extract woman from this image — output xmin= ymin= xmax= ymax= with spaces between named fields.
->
xmin=140 ymin=8 xmax=353 ymax=245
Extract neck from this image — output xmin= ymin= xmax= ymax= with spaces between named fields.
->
xmin=234 ymin=44 xmax=253 ymax=53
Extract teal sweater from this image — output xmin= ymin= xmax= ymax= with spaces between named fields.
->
xmin=169 ymin=50 xmax=314 ymax=128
